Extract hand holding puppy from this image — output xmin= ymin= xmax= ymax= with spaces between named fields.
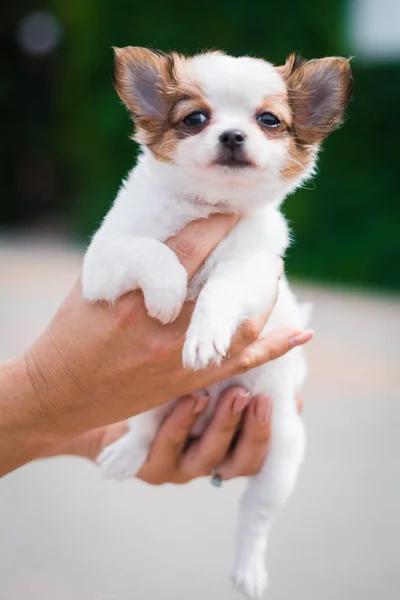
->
xmin=0 ymin=214 xmax=311 ymax=477
xmin=47 ymin=389 xmax=303 ymax=485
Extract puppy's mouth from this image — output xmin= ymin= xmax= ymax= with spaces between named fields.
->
xmin=212 ymin=149 xmax=254 ymax=169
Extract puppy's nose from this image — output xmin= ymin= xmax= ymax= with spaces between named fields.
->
xmin=219 ymin=129 xmax=246 ymax=149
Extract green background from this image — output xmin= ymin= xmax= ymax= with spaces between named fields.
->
xmin=1 ymin=0 xmax=399 ymax=290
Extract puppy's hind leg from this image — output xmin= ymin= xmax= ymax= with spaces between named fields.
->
xmin=97 ymin=407 xmax=168 ymax=480
xmin=232 ymin=407 xmax=305 ymax=599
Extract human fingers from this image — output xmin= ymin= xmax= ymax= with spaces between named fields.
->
xmin=177 ymin=387 xmax=249 ymax=482
xmin=136 ymin=393 xmax=209 ymax=484
xmin=218 ymin=395 xmax=272 ymax=480
xmin=165 ymin=214 xmax=240 ymax=280
xmin=228 ymin=328 xmax=314 ymax=374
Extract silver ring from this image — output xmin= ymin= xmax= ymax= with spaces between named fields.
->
xmin=210 ymin=470 xmax=223 ymax=488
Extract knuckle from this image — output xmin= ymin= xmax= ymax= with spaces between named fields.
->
xmin=148 ymin=332 xmax=184 ymax=363
xmin=171 ymin=236 xmax=196 ymax=260
xmin=172 ymin=430 xmax=191 ymax=446
xmin=238 ymin=351 xmax=254 ymax=372
xmin=268 ymin=340 xmax=285 ymax=361
xmin=239 ymin=319 xmax=260 ymax=346
xmin=251 ymin=426 xmax=271 ymax=444
xmin=216 ymin=420 xmax=237 ymax=436
xmin=113 ymin=293 xmax=143 ymax=328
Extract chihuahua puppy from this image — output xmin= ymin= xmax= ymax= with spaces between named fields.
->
xmin=82 ymin=48 xmax=352 ymax=598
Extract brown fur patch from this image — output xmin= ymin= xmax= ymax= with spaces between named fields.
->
xmin=254 ymin=91 xmax=315 ymax=181
xmin=113 ymin=47 xmax=212 ymax=162
xmin=278 ymin=54 xmax=353 ymax=146
xmin=280 ymin=138 xmax=315 ymax=182
xmin=277 ymin=54 xmax=352 ymax=182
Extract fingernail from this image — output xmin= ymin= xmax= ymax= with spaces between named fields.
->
xmin=232 ymin=391 xmax=251 ymax=415
xmin=255 ymin=395 xmax=272 ymax=423
xmin=193 ymin=394 xmax=209 ymax=414
xmin=290 ymin=329 xmax=314 ymax=347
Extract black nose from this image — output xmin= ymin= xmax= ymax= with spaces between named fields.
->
xmin=219 ymin=129 xmax=246 ymax=149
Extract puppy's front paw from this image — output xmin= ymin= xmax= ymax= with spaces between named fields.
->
xmin=97 ymin=435 xmax=149 ymax=480
xmin=82 ymin=241 xmax=139 ymax=304
xmin=182 ymin=313 xmax=236 ymax=370
xmin=143 ymin=261 xmax=187 ymax=324
xmin=82 ymin=238 xmax=187 ymax=323
xmin=232 ymin=559 xmax=269 ymax=600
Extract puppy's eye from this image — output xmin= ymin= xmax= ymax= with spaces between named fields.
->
xmin=257 ymin=112 xmax=281 ymax=128
xmin=183 ymin=111 xmax=209 ymax=127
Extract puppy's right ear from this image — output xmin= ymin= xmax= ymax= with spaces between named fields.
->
xmin=278 ymin=54 xmax=353 ymax=145
xmin=113 ymin=46 xmax=175 ymax=119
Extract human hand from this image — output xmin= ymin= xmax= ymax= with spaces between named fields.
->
xmin=22 ymin=214 xmax=311 ymax=446
xmin=50 ymin=388 xmax=303 ymax=485
xmin=2 ymin=213 xmax=312 ymax=475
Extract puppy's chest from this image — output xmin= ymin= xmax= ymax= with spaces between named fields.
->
xmin=131 ymin=201 xmax=239 ymax=298
xmin=131 ymin=198 xmax=223 ymax=240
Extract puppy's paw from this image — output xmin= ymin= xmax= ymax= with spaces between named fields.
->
xmin=182 ymin=313 xmax=236 ymax=370
xmin=232 ymin=559 xmax=269 ymax=599
xmin=82 ymin=243 xmax=139 ymax=304
xmin=143 ymin=261 xmax=187 ymax=324
xmin=97 ymin=435 xmax=149 ymax=480
xmin=82 ymin=238 xmax=187 ymax=322
xmin=82 ymin=256 xmax=125 ymax=304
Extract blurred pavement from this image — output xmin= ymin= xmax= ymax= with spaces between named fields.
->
xmin=0 ymin=237 xmax=399 ymax=600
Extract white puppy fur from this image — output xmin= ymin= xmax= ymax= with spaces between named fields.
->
xmin=82 ymin=49 xmax=352 ymax=598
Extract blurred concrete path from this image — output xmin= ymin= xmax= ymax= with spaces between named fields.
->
xmin=1 ymin=238 xmax=399 ymax=600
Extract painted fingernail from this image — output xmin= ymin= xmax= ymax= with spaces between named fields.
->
xmin=255 ymin=395 xmax=272 ymax=423
xmin=290 ymin=329 xmax=314 ymax=347
xmin=193 ymin=394 xmax=209 ymax=414
xmin=232 ymin=391 xmax=251 ymax=415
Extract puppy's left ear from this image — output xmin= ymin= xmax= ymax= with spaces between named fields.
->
xmin=279 ymin=55 xmax=353 ymax=145
xmin=113 ymin=46 xmax=176 ymax=119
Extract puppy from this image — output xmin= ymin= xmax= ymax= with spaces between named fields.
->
xmin=82 ymin=48 xmax=352 ymax=598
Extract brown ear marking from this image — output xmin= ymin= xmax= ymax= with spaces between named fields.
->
xmin=279 ymin=54 xmax=353 ymax=145
xmin=112 ymin=46 xmax=179 ymax=119
xmin=112 ymin=46 xmax=188 ymax=161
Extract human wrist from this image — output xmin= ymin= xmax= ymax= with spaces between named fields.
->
xmin=22 ymin=328 xmax=90 ymax=442
xmin=0 ymin=323 xmax=90 ymax=477
xmin=0 ymin=353 xmax=65 ymax=475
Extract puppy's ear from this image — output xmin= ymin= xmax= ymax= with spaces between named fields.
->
xmin=278 ymin=54 xmax=353 ymax=144
xmin=113 ymin=46 xmax=175 ymax=119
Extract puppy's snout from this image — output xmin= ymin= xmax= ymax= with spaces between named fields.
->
xmin=219 ymin=129 xmax=246 ymax=149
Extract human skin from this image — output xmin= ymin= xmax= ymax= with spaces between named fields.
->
xmin=0 ymin=214 xmax=312 ymax=477
xmin=51 ymin=390 xmax=303 ymax=485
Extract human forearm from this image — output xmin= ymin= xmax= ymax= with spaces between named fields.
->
xmin=0 ymin=354 xmax=58 ymax=475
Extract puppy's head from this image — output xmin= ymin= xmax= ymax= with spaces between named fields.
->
xmin=113 ymin=47 xmax=352 ymax=196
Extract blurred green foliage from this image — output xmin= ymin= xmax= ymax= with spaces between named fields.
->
xmin=2 ymin=1 xmax=400 ymax=290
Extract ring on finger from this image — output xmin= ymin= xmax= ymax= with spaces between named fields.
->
xmin=210 ymin=468 xmax=223 ymax=488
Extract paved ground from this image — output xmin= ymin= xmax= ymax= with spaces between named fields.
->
xmin=0 ymin=237 xmax=399 ymax=600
